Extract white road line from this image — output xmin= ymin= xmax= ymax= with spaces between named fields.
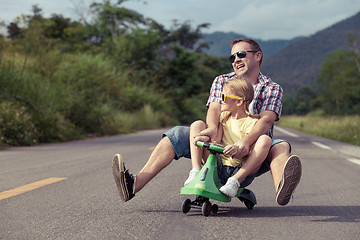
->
xmin=312 ymin=141 xmax=331 ymax=150
xmin=348 ymin=158 xmax=360 ymax=166
xmin=275 ymin=127 xmax=360 ymax=166
xmin=275 ymin=126 xmax=299 ymax=137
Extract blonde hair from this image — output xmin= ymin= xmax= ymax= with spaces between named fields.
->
xmin=223 ymin=77 xmax=254 ymax=114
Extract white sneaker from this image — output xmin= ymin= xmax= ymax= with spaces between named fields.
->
xmin=219 ymin=177 xmax=240 ymax=197
xmin=184 ymin=168 xmax=199 ymax=186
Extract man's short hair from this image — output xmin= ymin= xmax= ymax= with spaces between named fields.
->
xmin=231 ymin=38 xmax=263 ymax=65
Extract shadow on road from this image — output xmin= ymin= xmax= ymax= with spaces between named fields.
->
xmin=212 ymin=205 xmax=360 ymax=223
xmin=144 ymin=205 xmax=360 ymax=223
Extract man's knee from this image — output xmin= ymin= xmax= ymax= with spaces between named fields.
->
xmin=159 ymin=136 xmax=174 ymax=151
xmin=267 ymin=141 xmax=290 ymax=162
xmin=273 ymin=141 xmax=290 ymax=153
xmin=154 ymin=136 xmax=176 ymax=160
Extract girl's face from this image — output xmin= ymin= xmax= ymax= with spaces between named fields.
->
xmin=221 ymin=87 xmax=239 ymax=112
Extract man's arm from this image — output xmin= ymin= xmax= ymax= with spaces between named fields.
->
xmin=214 ymin=121 xmax=223 ymax=143
xmin=234 ymin=110 xmax=277 ymax=158
xmin=198 ymin=102 xmax=221 ymax=141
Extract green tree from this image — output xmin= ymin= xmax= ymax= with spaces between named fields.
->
xmin=282 ymin=94 xmax=296 ymax=115
xmin=89 ymin=0 xmax=147 ymax=43
xmin=43 ymin=14 xmax=76 ymax=39
xmin=348 ymin=32 xmax=360 ymax=73
xmin=316 ymin=49 xmax=360 ymax=115
xmin=1 ymin=0 xmax=237 ymax=146
xmin=110 ymin=28 xmax=162 ymax=74
xmin=166 ymin=21 xmax=210 ymax=51
xmin=294 ymin=86 xmax=317 ymax=115
xmin=7 ymin=22 xmax=23 ymax=40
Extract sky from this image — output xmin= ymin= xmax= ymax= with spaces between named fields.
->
xmin=1 ymin=0 xmax=359 ymax=40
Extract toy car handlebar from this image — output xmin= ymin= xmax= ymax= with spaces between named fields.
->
xmin=196 ymin=141 xmax=224 ymax=154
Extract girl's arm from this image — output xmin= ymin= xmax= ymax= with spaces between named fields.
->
xmin=234 ymin=110 xmax=277 ymax=158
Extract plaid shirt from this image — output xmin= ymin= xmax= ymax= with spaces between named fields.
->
xmin=206 ymin=72 xmax=283 ymax=138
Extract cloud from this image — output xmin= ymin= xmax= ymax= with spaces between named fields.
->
xmin=122 ymin=0 xmax=360 ymax=39
xmin=212 ymin=0 xmax=360 ymax=39
xmin=1 ymin=0 xmax=359 ymax=40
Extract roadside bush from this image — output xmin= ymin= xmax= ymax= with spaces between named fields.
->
xmin=54 ymin=53 xmax=122 ymax=134
xmin=33 ymin=110 xmax=80 ymax=142
xmin=180 ymin=94 xmax=209 ymax=124
xmin=120 ymin=84 xmax=173 ymax=114
xmin=0 ymin=57 xmax=22 ymax=100
xmin=113 ymin=104 xmax=174 ymax=132
xmin=56 ymin=53 xmax=175 ymax=135
xmin=0 ymin=55 xmax=80 ymax=143
xmin=0 ymin=101 xmax=38 ymax=146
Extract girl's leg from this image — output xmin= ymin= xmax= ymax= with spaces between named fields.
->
xmin=184 ymin=120 xmax=207 ymax=186
xmin=189 ymin=120 xmax=207 ymax=169
xmin=220 ymin=135 xmax=272 ymax=197
xmin=232 ymin=135 xmax=272 ymax=182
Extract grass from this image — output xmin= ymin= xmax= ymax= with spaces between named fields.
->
xmin=277 ymin=115 xmax=360 ymax=146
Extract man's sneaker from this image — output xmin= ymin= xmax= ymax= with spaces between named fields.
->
xmin=276 ymin=155 xmax=302 ymax=206
xmin=219 ymin=176 xmax=240 ymax=198
xmin=184 ymin=168 xmax=199 ymax=186
xmin=112 ymin=154 xmax=135 ymax=202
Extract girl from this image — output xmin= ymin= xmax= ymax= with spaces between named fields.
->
xmin=184 ymin=77 xmax=272 ymax=197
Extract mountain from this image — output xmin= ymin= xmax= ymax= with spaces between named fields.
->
xmin=202 ymin=32 xmax=301 ymax=59
xmin=261 ymin=11 xmax=360 ymax=94
xmin=202 ymin=11 xmax=360 ymax=94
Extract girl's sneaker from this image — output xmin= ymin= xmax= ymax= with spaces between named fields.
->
xmin=184 ymin=168 xmax=199 ymax=186
xmin=219 ymin=176 xmax=240 ymax=197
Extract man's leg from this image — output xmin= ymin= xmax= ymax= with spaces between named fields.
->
xmin=267 ymin=141 xmax=302 ymax=205
xmin=134 ymin=136 xmax=175 ymax=193
xmin=112 ymin=126 xmax=190 ymax=202
xmin=268 ymin=141 xmax=291 ymax=191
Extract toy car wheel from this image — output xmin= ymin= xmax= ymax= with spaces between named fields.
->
xmin=202 ymin=201 xmax=212 ymax=216
xmin=212 ymin=204 xmax=218 ymax=215
xmin=182 ymin=198 xmax=192 ymax=213
xmin=244 ymin=199 xmax=255 ymax=210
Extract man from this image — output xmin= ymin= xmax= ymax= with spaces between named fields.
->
xmin=112 ymin=38 xmax=302 ymax=206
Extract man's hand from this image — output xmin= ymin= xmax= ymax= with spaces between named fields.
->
xmin=192 ymin=135 xmax=211 ymax=146
xmin=198 ymin=126 xmax=217 ymax=142
xmin=223 ymin=144 xmax=239 ymax=156
xmin=233 ymin=139 xmax=251 ymax=159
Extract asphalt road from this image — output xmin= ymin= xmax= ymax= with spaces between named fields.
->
xmin=1 ymin=126 xmax=359 ymax=240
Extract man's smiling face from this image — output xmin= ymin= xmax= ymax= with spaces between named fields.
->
xmin=231 ymin=42 xmax=260 ymax=78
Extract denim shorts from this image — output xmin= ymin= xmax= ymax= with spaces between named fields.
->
xmin=163 ymin=126 xmax=191 ymax=160
xmin=163 ymin=126 xmax=290 ymax=185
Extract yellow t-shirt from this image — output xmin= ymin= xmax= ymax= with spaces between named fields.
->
xmin=220 ymin=111 xmax=258 ymax=167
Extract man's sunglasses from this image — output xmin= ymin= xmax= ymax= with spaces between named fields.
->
xmin=221 ymin=92 xmax=243 ymax=102
xmin=229 ymin=50 xmax=258 ymax=63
